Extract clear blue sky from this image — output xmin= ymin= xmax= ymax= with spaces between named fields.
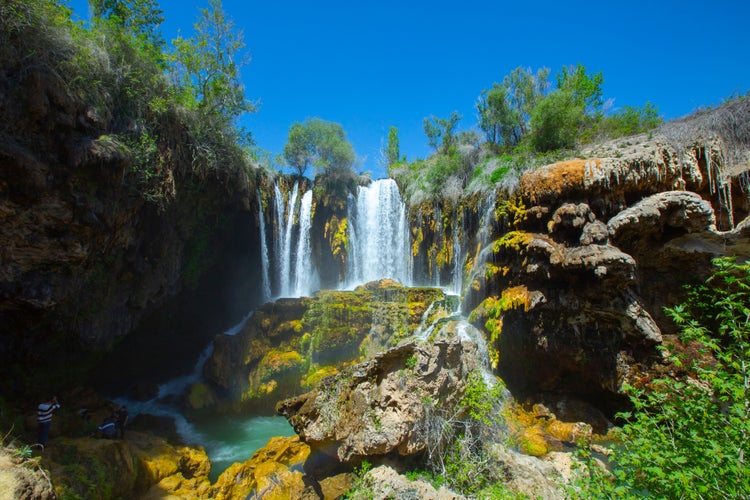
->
xmin=68 ymin=0 xmax=749 ymax=179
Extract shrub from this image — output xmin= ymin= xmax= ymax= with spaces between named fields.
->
xmin=574 ymin=257 xmax=750 ymax=498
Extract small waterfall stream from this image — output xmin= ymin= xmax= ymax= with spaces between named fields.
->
xmin=257 ymin=191 xmax=271 ymax=302
xmin=293 ymin=190 xmax=317 ymax=296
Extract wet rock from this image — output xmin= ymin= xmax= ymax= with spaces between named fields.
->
xmin=211 ymin=435 xmax=310 ymax=500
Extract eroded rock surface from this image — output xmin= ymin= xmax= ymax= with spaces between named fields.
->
xmin=277 ymin=336 xmax=479 ymax=464
xmin=204 ymin=281 xmax=450 ymax=412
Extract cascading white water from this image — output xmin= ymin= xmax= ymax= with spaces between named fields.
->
xmin=257 ymin=191 xmax=271 ymax=302
xmin=450 ymin=209 xmax=464 ymax=295
xmin=293 ymin=190 xmax=318 ymax=296
xmin=279 ymin=182 xmax=299 ymax=297
xmin=346 ymin=179 xmax=412 ymax=287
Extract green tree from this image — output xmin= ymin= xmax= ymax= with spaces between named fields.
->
xmin=283 ymin=122 xmax=314 ymax=177
xmin=423 ymin=111 xmax=461 ymax=154
xmin=171 ymin=0 xmax=254 ymax=123
xmin=529 ymin=90 xmax=585 ymax=152
xmin=557 ymin=63 xmax=604 ymax=115
xmin=528 ymin=64 xmax=604 ymax=152
xmin=503 ymin=66 xmax=550 ymax=140
xmin=90 ymin=0 xmax=164 ymax=49
xmin=476 ymin=67 xmax=549 ymax=149
xmin=476 ymin=83 xmax=516 ymax=149
xmin=283 ymin=118 xmax=355 ymax=177
xmin=384 ymin=125 xmax=400 ymax=166
xmin=601 ymin=101 xmax=662 ymax=138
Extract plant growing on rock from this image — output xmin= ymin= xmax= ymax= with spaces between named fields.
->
xmin=417 ymin=370 xmax=508 ymax=495
xmin=574 ymin=257 xmax=750 ymax=498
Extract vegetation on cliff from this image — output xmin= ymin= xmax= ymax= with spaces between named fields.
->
xmin=575 ymin=257 xmax=750 ymax=498
xmin=389 ymin=64 xmax=664 ymax=206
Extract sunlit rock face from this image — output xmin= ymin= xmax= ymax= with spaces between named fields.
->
xmin=467 ymin=132 xmax=750 ymax=415
xmin=276 ymin=334 xmax=480 ymax=464
xmin=203 ymin=280 xmax=448 ymax=412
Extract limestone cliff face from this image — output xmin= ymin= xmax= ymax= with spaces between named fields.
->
xmin=467 ymin=131 xmax=750 ymax=413
xmin=0 ymin=61 xmax=262 ymax=393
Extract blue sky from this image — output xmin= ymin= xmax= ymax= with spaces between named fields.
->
xmin=68 ymin=0 xmax=749 ymax=179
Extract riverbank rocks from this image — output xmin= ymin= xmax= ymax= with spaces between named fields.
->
xmin=204 ymin=281 xmax=450 ymax=412
xmin=0 ymin=446 xmax=55 ymax=500
xmin=277 ymin=335 xmax=480 ymax=464
xmin=211 ymin=435 xmax=312 ymax=500
xmin=44 ymin=431 xmax=212 ymax=499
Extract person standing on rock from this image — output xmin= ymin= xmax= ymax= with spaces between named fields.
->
xmin=37 ymin=396 xmax=60 ymax=448
xmin=116 ymin=406 xmax=128 ymax=439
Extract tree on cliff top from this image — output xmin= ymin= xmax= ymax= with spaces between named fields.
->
xmin=171 ymin=0 xmax=255 ymax=126
xmin=90 ymin=0 xmax=165 ymax=50
xmin=283 ymin=118 xmax=355 ymax=178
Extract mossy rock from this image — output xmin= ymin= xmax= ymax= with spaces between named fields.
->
xmin=187 ymin=383 xmax=217 ymax=411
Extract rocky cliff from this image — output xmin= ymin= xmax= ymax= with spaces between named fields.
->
xmin=465 ymin=124 xmax=750 ymax=416
xmin=0 ymin=9 xmax=265 ymax=396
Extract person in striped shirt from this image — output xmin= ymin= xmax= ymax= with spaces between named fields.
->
xmin=37 ymin=396 xmax=60 ymax=447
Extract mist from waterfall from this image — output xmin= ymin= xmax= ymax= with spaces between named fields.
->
xmin=346 ymin=179 xmax=412 ymax=288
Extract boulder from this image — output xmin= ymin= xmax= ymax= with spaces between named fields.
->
xmin=211 ymin=435 xmax=311 ymax=500
xmin=277 ymin=336 xmax=480 ymax=464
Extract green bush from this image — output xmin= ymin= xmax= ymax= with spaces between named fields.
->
xmin=575 ymin=257 xmax=750 ymax=498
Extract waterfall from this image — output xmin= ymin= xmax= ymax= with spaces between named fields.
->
xmin=257 ymin=192 xmax=271 ymax=302
xmin=279 ymin=182 xmax=300 ymax=297
xmin=346 ymin=179 xmax=411 ymax=287
xmin=477 ymin=188 xmax=497 ymax=250
xmin=450 ymin=208 xmax=464 ymax=296
xmin=293 ymin=190 xmax=317 ymax=296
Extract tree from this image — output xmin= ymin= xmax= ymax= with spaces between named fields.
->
xmin=476 ymin=67 xmax=550 ymax=149
xmin=527 ymin=64 xmax=604 ymax=152
xmin=171 ymin=0 xmax=254 ymax=124
xmin=557 ymin=63 xmax=604 ymax=115
xmin=423 ymin=111 xmax=461 ymax=154
xmin=283 ymin=118 xmax=355 ymax=177
xmin=283 ymin=122 xmax=314 ymax=177
xmin=476 ymin=83 xmax=515 ymax=149
xmin=90 ymin=0 xmax=164 ymax=49
xmin=529 ymin=90 xmax=584 ymax=152
xmin=601 ymin=101 xmax=662 ymax=138
xmin=384 ymin=126 xmax=400 ymax=167
xmin=502 ymin=67 xmax=550 ymax=139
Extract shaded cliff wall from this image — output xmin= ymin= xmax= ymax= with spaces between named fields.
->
xmin=0 ymin=23 xmax=264 ymax=395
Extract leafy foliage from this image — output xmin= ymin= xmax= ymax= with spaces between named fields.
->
xmin=170 ymin=0 xmax=254 ymax=124
xmin=384 ymin=125 xmax=400 ymax=167
xmin=599 ymin=101 xmax=662 ymax=138
xmin=575 ymin=257 xmax=750 ymax=499
xmin=423 ymin=111 xmax=462 ymax=154
xmin=283 ymin=118 xmax=355 ymax=177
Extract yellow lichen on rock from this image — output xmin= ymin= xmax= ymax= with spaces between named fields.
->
xmin=212 ymin=436 xmax=310 ymax=500
xmin=493 ymin=231 xmax=533 ymax=254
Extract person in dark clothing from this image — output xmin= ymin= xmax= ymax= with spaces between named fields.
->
xmin=97 ymin=415 xmax=116 ymax=438
xmin=37 ymin=396 xmax=60 ymax=448
xmin=116 ymin=406 xmax=128 ymax=439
